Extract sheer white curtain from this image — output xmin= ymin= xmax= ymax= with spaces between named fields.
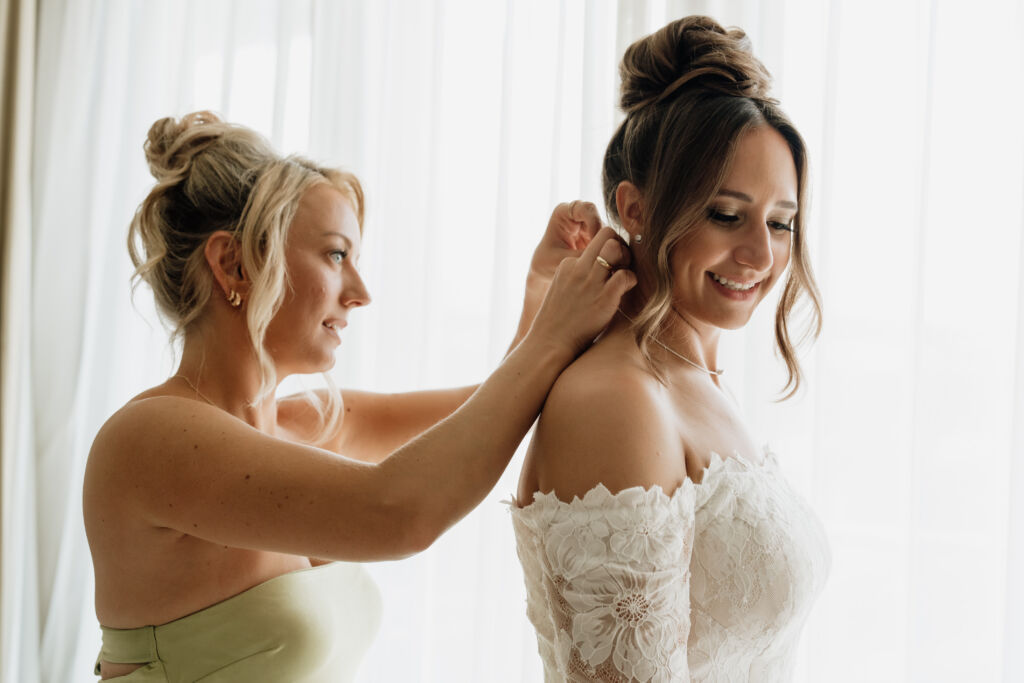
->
xmin=5 ymin=0 xmax=1023 ymax=681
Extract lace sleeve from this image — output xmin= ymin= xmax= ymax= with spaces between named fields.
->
xmin=512 ymin=482 xmax=696 ymax=683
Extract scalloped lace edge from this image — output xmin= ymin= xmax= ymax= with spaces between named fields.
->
xmin=508 ymin=446 xmax=779 ymax=513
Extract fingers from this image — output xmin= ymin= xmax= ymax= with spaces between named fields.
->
xmin=579 ymin=225 xmax=625 ymax=262
xmin=596 ymin=236 xmax=631 ymax=271
xmin=531 ymin=229 xmax=638 ymax=358
xmin=567 ymin=201 xmax=603 ymax=242
xmin=605 ymin=266 xmax=638 ymax=296
xmin=576 ymin=226 xmax=631 ymax=283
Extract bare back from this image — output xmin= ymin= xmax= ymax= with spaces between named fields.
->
xmin=84 ymin=386 xmax=339 ymax=630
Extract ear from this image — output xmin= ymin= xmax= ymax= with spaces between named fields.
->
xmin=614 ymin=181 xmax=645 ymax=239
xmin=204 ymin=231 xmax=251 ymax=302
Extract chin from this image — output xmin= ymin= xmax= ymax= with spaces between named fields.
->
xmin=309 ymin=353 xmax=337 ymax=374
xmin=711 ymin=316 xmax=753 ymax=331
xmin=707 ymin=307 xmax=760 ymax=331
xmin=279 ymin=351 xmax=337 ymax=377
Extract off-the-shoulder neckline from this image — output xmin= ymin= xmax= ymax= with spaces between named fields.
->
xmin=510 ymin=448 xmax=778 ymax=511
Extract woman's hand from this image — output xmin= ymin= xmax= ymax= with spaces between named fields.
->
xmin=510 ymin=201 xmax=617 ymax=353
xmin=524 ymin=226 xmax=636 ymax=362
xmin=528 ymin=201 xmax=605 ymax=283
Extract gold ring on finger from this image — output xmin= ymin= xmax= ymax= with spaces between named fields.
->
xmin=596 ymin=256 xmax=613 ymax=271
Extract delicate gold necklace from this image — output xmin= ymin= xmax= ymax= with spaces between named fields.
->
xmin=618 ymin=311 xmax=724 ymax=377
xmin=171 ymin=374 xmax=218 ymax=406
xmin=650 ymin=337 xmax=724 ymax=376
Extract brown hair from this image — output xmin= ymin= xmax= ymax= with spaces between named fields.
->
xmin=128 ymin=110 xmax=362 ymax=435
xmin=602 ymin=16 xmax=822 ymax=398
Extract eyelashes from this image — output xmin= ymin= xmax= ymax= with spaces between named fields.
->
xmin=329 ymin=250 xmax=349 ymax=264
xmin=706 ymin=208 xmax=794 ymax=233
xmin=707 ymin=209 xmax=740 ymax=225
xmin=769 ymin=221 xmax=794 ymax=233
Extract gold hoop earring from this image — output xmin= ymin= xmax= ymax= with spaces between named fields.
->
xmin=227 ymin=289 xmax=242 ymax=307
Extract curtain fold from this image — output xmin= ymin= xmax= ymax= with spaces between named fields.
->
xmin=1 ymin=0 xmax=40 ymax=679
xmin=5 ymin=1 xmax=1024 ymax=681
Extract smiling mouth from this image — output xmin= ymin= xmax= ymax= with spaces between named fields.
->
xmin=323 ymin=321 xmax=345 ymax=339
xmin=709 ymin=272 xmax=760 ymax=292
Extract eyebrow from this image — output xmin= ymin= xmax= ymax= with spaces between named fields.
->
xmin=717 ymin=189 xmax=798 ymax=211
xmin=321 ymin=231 xmax=354 ymax=246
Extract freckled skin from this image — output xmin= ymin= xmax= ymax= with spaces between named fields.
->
xmin=262 ymin=187 xmax=370 ymax=376
xmin=85 ymin=184 xmax=634 ymax=679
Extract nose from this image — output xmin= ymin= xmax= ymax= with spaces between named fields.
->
xmin=342 ymin=265 xmax=372 ymax=308
xmin=734 ymin=220 xmax=774 ymax=273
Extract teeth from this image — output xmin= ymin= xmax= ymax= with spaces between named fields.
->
xmin=711 ymin=273 xmax=757 ymax=291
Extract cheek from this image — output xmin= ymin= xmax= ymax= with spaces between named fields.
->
xmin=293 ymin=267 xmax=332 ymax=300
xmin=773 ymin=239 xmax=793 ymax=273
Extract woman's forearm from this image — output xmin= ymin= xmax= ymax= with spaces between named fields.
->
xmin=374 ymin=335 xmax=573 ymax=552
xmin=366 ymin=226 xmax=633 ymax=556
xmin=508 ymin=276 xmax=548 ymax=354
xmin=336 ymin=386 xmax=479 ymax=463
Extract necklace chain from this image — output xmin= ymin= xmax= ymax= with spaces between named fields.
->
xmin=617 ymin=311 xmax=724 ymax=377
xmin=172 ymin=374 xmax=218 ymax=406
xmin=650 ymin=337 xmax=724 ymax=376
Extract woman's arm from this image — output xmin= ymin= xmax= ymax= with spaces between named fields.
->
xmin=86 ymin=228 xmax=635 ymax=563
xmin=277 ymin=201 xmax=613 ymax=463
xmin=278 ymin=386 xmax=477 ymax=464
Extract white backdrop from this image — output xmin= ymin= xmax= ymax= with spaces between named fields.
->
xmin=3 ymin=0 xmax=1023 ymax=681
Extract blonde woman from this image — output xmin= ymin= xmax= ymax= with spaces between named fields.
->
xmin=84 ymin=112 xmax=636 ymax=681
xmin=512 ymin=17 xmax=830 ymax=681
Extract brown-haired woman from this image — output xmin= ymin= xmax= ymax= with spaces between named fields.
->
xmin=83 ymin=111 xmax=636 ymax=681
xmin=512 ymin=16 xmax=830 ymax=681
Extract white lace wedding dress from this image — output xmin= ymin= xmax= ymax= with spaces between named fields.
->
xmin=510 ymin=449 xmax=830 ymax=682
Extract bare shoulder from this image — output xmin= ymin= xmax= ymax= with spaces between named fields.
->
xmin=88 ymin=397 xmax=224 ymax=501
xmin=90 ymin=395 xmax=244 ymax=464
xmin=525 ymin=343 xmax=686 ymax=502
xmin=85 ymin=395 xmax=295 ymax=516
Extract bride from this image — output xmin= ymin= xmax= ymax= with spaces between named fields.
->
xmin=511 ymin=16 xmax=831 ymax=682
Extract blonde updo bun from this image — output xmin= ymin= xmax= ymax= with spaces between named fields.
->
xmin=143 ymin=110 xmax=235 ymax=183
xmin=602 ymin=16 xmax=821 ymax=399
xmin=128 ymin=111 xmax=364 ymax=413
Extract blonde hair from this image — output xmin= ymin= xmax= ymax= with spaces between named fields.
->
xmin=128 ymin=110 xmax=362 ymax=439
xmin=602 ymin=16 xmax=822 ymax=398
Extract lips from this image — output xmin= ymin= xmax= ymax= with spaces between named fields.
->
xmin=709 ymin=272 xmax=759 ymax=291
xmin=322 ymin=320 xmax=346 ymax=341
xmin=707 ymin=272 xmax=761 ymax=299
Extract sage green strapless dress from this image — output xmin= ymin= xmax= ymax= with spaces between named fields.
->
xmin=94 ymin=562 xmax=381 ymax=682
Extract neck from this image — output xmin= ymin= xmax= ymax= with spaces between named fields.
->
xmin=662 ymin=306 xmax=721 ymax=373
xmin=175 ymin=324 xmax=281 ymax=431
xmin=615 ymin=291 xmax=722 ymax=380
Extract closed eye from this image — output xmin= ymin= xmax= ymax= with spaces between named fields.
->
xmin=707 ymin=209 xmax=740 ymax=225
xmin=769 ymin=220 xmax=794 ymax=233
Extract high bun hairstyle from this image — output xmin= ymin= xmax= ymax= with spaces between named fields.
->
xmin=602 ymin=16 xmax=822 ymax=398
xmin=128 ymin=111 xmax=363 ymax=427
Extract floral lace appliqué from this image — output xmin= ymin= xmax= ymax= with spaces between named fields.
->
xmin=510 ymin=450 xmax=831 ymax=683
